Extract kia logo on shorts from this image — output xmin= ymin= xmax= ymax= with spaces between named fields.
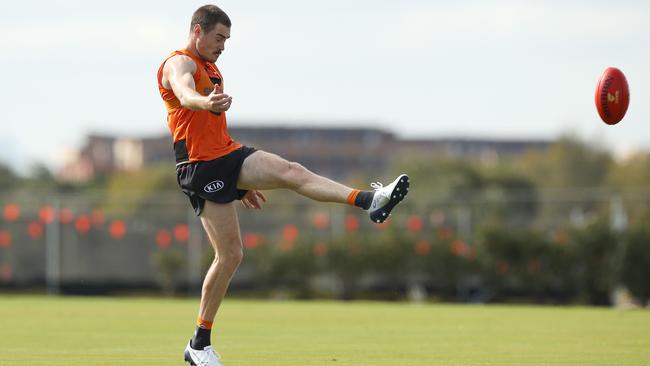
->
xmin=204 ymin=180 xmax=225 ymax=193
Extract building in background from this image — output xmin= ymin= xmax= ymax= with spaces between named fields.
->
xmin=58 ymin=135 xmax=173 ymax=182
xmin=57 ymin=124 xmax=550 ymax=183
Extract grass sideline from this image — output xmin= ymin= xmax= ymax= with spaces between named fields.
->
xmin=1 ymin=295 xmax=649 ymax=366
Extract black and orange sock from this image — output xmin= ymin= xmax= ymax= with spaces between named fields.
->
xmin=191 ymin=317 xmax=213 ymax=350
xmin=347 ymin=189 xmax=374 ymax=210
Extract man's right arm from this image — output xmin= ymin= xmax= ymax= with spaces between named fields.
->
xmin=163 ymin=55 xmax=207 ymax=110
xmin=163 ymin=55 xmax=232 ymax=113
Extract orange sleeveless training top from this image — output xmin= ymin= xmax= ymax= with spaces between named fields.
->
xmin=157 ymin=49 xmax=241 ymax=163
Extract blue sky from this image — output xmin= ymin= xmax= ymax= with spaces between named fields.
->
xmin=1 ymin=0 xmax=649 ymax=173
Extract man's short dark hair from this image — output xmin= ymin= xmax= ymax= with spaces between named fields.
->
xmin=191 ymin=5 xmax=231 ymax=34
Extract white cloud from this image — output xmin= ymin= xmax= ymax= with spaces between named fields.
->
xmin=388 ymin=1 xmax=650 ymax=46
xmin=0 ymin=15 xmax=185 ymax=53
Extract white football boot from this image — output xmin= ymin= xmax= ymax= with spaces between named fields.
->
xmin=184 ymin=341 xmax=224 ymax=366
xmin=368 ymin=174 xmax=410 ymax=223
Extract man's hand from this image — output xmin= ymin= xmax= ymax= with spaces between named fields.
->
xmin=206 ymin=84 xmax=232 ymax=113
xmin=241 ymin=190 xmax=267 ymax=209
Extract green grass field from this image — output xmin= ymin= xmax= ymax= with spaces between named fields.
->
xmin=1 ymin=295 xmax=649 ymax=366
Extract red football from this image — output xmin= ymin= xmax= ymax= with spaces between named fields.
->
xmin=595 ymin=67 xmax=630 ymax=125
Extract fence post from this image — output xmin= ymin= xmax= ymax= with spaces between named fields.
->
xmin=610 ymin=195 xmax=628 ymax=232
xmin=45 ymin=198 xmax=61 ymax=295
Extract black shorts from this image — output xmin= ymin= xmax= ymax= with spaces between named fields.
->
xmin=176 ymin=146 xmax=257 ymax=215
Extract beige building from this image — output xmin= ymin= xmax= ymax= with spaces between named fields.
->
xmin=57 ymin=125 xmax=549 ymax=183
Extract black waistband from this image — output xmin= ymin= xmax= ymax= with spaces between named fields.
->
xmin=173 ymin=140 xmax=189 ymax=163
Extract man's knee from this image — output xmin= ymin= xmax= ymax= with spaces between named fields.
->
xmin=215 ymin=243 xmax=244 ymax=271
xmin=280 ymin=161 xmax=309 ymax=186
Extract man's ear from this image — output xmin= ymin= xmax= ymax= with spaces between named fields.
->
xmin=192 ymin=24 xmax=202 ymax=37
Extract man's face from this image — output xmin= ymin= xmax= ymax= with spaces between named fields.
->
xmin=195 ymin=23 xmax=230 ymax=62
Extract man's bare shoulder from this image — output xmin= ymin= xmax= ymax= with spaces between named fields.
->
xmin=164 ymin=54 xmax=197 ymax=75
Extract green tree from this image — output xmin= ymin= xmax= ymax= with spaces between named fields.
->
xmin=152 ymin=247 xmax=187 ymax=296
xmin=0 ymin=163 xmax=18 ymax=191
xmin=476 ymin=225 xmax=550 ymax=301
xmin=516 ymin=136 xmax=612 ymax=189
xmin=514 ymin=136 xmax=613 ymax=228
xmin=607 ymin=152 xmax=650 ymax=187
xmin=478 ymin=169 xmax=539 ymax=228
xmin=391 ymin=155 xmax=484 ymax=206
xmin=99 ymin=163 xmax=182 ymax=217
xmin=568 ymin=220 xmax=620 ymax=305
xmin=621 ymin=216 xmax=650 ymax=305
xmin=607 ymin=152 xmax=650 ymax=221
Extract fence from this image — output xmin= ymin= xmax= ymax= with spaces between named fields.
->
xmin=0 ymin=188 xmax=648 ymax=304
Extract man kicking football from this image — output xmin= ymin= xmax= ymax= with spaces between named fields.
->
xmin=157 ymin=5 xmax=410 ymax=365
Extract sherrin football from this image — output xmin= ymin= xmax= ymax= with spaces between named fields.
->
xmin=595 ymin=67 xmax=630 ymax=125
